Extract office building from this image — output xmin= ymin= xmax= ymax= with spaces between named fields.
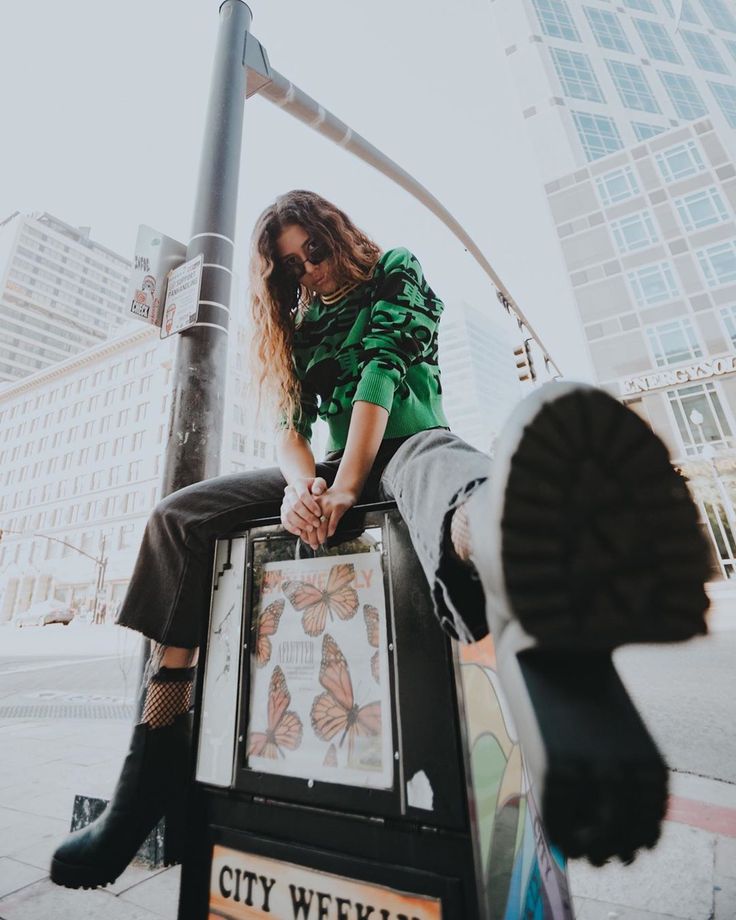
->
xmin=0 ymin=211 xmax=132 ymax=385
xmin=0 ymin=315 xmax=279 ymax=623
xmin=439 ymin=300 xmax=523 ymax=453
xmin=491 ymin=0 xmax=736 ymax=574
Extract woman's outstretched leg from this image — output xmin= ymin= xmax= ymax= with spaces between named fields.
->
xmin=382 ymin=384 xmax=711 ymax=866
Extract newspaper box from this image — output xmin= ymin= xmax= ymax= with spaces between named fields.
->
xmin=177 ymin=503 xmax=573 ymax=920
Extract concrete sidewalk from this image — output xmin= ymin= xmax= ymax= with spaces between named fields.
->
xmin=0 ymin=717 xmax=181 ymax=920
xmin=0 ymin=714 xmax=734 ymax=919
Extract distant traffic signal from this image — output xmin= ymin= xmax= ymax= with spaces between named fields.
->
xmin=513 ymin=338 xmax=536 ymax=382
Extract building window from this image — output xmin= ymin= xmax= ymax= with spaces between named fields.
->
xmin=632 ymin=121 xmax=666 ymax=140
xmin=624 ymin=0 xmax=655 ymax=11
xmin=700 ymin=0 xmax=736 ymax=33
xmin=532 ymin=0 xmax=581 ymax=40
xmin=645 ymin=317 xmax=703 ymax=367
xmin=607 ymin=60 xmax=661 ymax=113
xmin=658 ymin=71 xmax=707 ymax=119
xmin=725 ymin=39 xmax=736 ymax=63
xmin=627 ymin=261 xmax=680 ymax=305
xmin=674 ymin=187 xmax=730 ymax=232
xmin=678 ymin=0 xmax=701 ymax=25
xmin=595 ymin=163 xmax=642 ymax=207
xmin=654 ymin=139 xmax=707 ymax=182
xmin=668 ymin=382 xmax=733 ymax=456
xmin=584 ymin=7 xmax=634 ymax=52
xmin=119 ymin=523 xmax=135 ymax=550
xmin=719 ymin=305 xmax=736 ymax=347
xmin=610 ymin=209 xmax=659 ymax=252
xmin=572 ymin=110 xmax=624 ymax=160
xmin=697 ymin=240 xmax=736 ymax=287
xmin=681 ymin=30 xmax=729 ymax=73
xmin=633 ymin=18 xmax=683 ymax=63
xmin=232 ymin=432 xmax=246 ymax=453
xmin=550 ymin=47 xmax=605 ymax=101
xmin=708 ymin=81 xmax=736 ymax=128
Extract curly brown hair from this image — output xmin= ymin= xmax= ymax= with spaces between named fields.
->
xmin=249 ymin=190 xmax=382 ymax=432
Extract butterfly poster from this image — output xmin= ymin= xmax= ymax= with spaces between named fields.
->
xmin=245 ymin=551 xmax=394 ymax=789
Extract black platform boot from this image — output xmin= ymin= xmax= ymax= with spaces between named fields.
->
xmin=50 ymin=709 xmax=193 ymax=889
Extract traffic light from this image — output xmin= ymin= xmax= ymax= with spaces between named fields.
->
xmin=513 ymin=338 xmax=536 ymax=382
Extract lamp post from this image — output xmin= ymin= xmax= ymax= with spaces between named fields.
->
xmin=689 ymin=408 xmax=736 ymax=539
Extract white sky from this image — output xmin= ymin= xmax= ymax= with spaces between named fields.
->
xmin=0 ymin=0 xmax=594 ymax=380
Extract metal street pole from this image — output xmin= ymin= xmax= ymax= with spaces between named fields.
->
xmin=93 ymin=533 xmax=108 ymax=624
xmin=162 ymin=0 xmax=250 ymax=494
xmin=135 ymin=0 xmax=252 ymax=716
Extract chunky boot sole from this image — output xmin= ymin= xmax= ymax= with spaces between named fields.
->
xmin=50 ymin=822 xmax=183 ymax=890
xmin=498 ymin=385 xmax=710 ymax=647
xmin=466 ymin=382 xmax=710 ymax=863
xmin=50 ymin=858 xmax=118 ymax=890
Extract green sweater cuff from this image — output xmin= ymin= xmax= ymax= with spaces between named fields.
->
xmin=353 ymin=370 xmax=396 ymax=412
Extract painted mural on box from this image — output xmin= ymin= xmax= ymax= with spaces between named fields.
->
xmin=459 ymin=638 xmax=573 ymax=920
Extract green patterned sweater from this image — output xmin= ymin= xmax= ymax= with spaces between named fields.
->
xmin=284 ymin=247 xmax=449 ymax=454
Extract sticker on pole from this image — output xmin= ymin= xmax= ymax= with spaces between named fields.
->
xmin=125 ymin=225 xmax=186 ymax=328
xmin=160 ymin=254 xmax=204 ymax=339
xmin=209 ymin=845 xmax=443 ymax=919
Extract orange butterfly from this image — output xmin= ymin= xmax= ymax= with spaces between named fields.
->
xmin=282 ymin=563 xmax=359 ymax=637
xmin=254 ymin=599 xmax=285 ymax=668
xmin=248 ymin=666 xmax=303 ymax=759
xmin=311 ymin=634 xmax=381 ymax=758
xmin=363 ymin=604 xmax=380 ymax=684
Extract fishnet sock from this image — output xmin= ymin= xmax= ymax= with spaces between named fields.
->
xmin=141 ymin=666 xmax=195 ymax=729
xmin=450 ymin=501 xmax=473 ymax=563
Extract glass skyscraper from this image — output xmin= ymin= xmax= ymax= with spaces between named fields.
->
xmin=491 ymin=0 xmax=736 ymax=575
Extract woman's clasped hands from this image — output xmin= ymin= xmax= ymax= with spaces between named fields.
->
xmin=280 ymin=477 xmax=358 ymax=551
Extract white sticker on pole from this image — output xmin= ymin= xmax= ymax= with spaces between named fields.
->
xmin=160 ymin=254 xmax=204 ymax=339
xmin=125 ymin=225 xmax=186 ymax=327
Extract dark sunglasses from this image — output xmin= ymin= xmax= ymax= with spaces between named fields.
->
xmin=280 ymin=238 xmax=332 ymax=280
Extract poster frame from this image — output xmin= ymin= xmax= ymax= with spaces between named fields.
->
xmin=232 ymin=506 xmax=404 ymax=818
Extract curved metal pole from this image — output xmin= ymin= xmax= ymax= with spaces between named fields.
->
xmin=252 ymin=65 xmax=562 ymax=380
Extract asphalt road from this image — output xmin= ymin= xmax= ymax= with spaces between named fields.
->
xmin=0 ymin=627 xmax=733 ymax=784
xmin=615 ymin=630 xmax=736 ymax=785
xmin=0 ymin=653 xmax=139 ymax=713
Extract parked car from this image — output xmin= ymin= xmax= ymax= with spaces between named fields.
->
xmin=13 ymin=600 xmax=75 ymax=627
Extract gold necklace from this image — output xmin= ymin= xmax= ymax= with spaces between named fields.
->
xmin=319 ymin=280 xmax=360 ymax=305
